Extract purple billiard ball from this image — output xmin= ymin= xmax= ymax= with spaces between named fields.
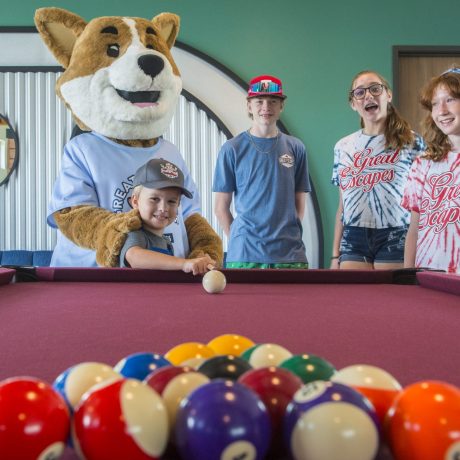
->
xmin=175 ymin=379 xmax=271 ymax=460
xmin=284 ymin=381 xmax=380 ymax=460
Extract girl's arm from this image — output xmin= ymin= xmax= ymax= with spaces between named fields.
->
xmin=404 ymin=211 xmax=420 ymax=268
xmin=330 ymin=190 xmax=344 ymax=269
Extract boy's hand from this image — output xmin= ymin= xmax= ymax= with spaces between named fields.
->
xmin=182 ymin=255 xmax=216 ymax=275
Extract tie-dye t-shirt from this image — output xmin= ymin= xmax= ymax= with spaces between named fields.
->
xmin=332 ymin=130 xmax=425 ymax=228
xmin=401 ymin=152 xmax=460 ymax=273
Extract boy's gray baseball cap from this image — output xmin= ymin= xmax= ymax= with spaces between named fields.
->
xmin=133 ymin=158 xmax=193 ymax=198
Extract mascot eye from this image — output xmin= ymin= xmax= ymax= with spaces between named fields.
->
xmin=146 ymin=44 xmax=154 ymax=50
xmin=107 ymin=44 xmax=120 ymax=58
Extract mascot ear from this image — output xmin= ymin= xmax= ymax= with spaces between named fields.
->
xmin=35 ymin=7 xmax=87 ymax=69
xmin=152 ymin=13 xmax=180 ymax=49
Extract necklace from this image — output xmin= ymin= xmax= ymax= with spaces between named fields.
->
xmin=247 ymin=129 xmax=280 ymax=154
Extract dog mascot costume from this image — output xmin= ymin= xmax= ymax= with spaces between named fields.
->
xmin=34 ymin=8 xmax=223 ymax=267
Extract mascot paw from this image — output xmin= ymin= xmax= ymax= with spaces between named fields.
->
xmin=185 ymin=214 xmax=223 ymax=265
xmin=188 ymin=249 xmax=207 ymax=259
xmin=96 ymin=209 xmax=142 ymax=267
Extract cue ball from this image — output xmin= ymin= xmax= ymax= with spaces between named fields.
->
xmin=202 ymin=270 xmax=226 ymax=294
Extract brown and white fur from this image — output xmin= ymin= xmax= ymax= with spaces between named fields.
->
xmin=36 ymin=8 xmax=181 ymax=141
xmin=34 ymin=8 xmax=223 ymax=266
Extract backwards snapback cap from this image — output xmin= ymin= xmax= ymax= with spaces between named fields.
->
xmin=247 ymin=75 xmax=286 ymax=99
xmin=132 ymin=158 xmax=193 ymax=198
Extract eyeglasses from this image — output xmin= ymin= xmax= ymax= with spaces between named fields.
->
xmin=442 ymin=67 xmax=460 ymax=76
xmin=350 ymin=83 xmax=385 ymax=100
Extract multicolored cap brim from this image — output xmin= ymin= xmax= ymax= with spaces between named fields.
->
xmin=247 ymin=74 xmax=286 ymax=99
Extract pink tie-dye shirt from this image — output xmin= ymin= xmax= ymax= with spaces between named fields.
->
xmin=402 ymin=151 xmax=460 ymax=273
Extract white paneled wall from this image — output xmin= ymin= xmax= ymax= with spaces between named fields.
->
xmin=0 ymin=70 xmax=229 ymax=251
xmin=0 ymin=71 xmax=71 ymax=250
xmin=165 ymin=96 xmax=230 ymax=248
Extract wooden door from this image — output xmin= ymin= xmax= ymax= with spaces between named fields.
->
xmin=394 ymin=48 xmax=460 ymax=134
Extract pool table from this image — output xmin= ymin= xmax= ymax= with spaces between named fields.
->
xmin=0 ymin=266 xmax=459 ymax=460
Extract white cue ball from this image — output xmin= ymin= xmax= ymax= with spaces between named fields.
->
xmin=202 ymin=270 xmax=227 ymax=294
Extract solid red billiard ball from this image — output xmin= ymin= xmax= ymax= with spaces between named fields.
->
xmin=239 ymin=366 xmax=302 ymax=451
xmin=0 ymin=377 xmax=70 ymax=459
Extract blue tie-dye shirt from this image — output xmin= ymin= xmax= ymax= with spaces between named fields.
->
xmin=332 ymin=130 xmax=425 ymax=228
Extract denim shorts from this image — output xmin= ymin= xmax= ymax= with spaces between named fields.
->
xmin=339 ymin=225 xmax=408 ymax=264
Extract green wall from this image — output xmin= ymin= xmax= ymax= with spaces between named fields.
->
xmin=3 ymin=0 xmax=460 ymax=264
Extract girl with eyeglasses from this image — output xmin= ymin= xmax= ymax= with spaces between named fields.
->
xmin=402 ymin=67 xmax=460 ymax=273
xmin=331 ymin=70 xmax=425 ymax=269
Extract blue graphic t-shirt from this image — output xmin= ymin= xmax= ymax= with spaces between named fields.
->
xmin=48 ymin=132 xmax=201 ymax=266
xmin=331 ymin=130 xmax=425 ymax=228
xmin=213 ymin=131 xmax=310 ymax=264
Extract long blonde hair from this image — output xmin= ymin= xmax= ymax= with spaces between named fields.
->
xmin=420 ymin=68 xmax=460 ymax=161
xmin=349 ymin=70 xmax=415 ymax=150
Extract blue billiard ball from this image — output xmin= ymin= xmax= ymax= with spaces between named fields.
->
xmin=114 ymin=352 xmax=171 ymax=380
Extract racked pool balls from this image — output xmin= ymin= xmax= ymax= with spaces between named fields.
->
xmin=202 ymin=270 xmax=226 ymax=294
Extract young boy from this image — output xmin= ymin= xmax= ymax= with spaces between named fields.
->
xmin=120 ymin=158 xmax=215 ymax=274
xmin=213 ymin=75 xmax=310 ymax=268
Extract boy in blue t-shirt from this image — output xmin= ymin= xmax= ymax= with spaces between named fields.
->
xmin=213 ymin=75 xmax=310 ymax=268
xmin=120 ymin=158 xmax=215 ymax=275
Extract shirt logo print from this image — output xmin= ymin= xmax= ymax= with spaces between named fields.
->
xmin=279 ymin=153 xmax=294 ymax=168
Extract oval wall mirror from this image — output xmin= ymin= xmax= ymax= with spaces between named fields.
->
xmin=0 ymin=114 xmax=18 ymax=186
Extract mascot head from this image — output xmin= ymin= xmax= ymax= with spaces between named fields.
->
xmin=35 ymin=8 xmax=182 ymax=140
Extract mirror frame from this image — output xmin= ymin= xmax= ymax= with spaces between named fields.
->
xmin=0 ymin=114 xmax=19 ymax=186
